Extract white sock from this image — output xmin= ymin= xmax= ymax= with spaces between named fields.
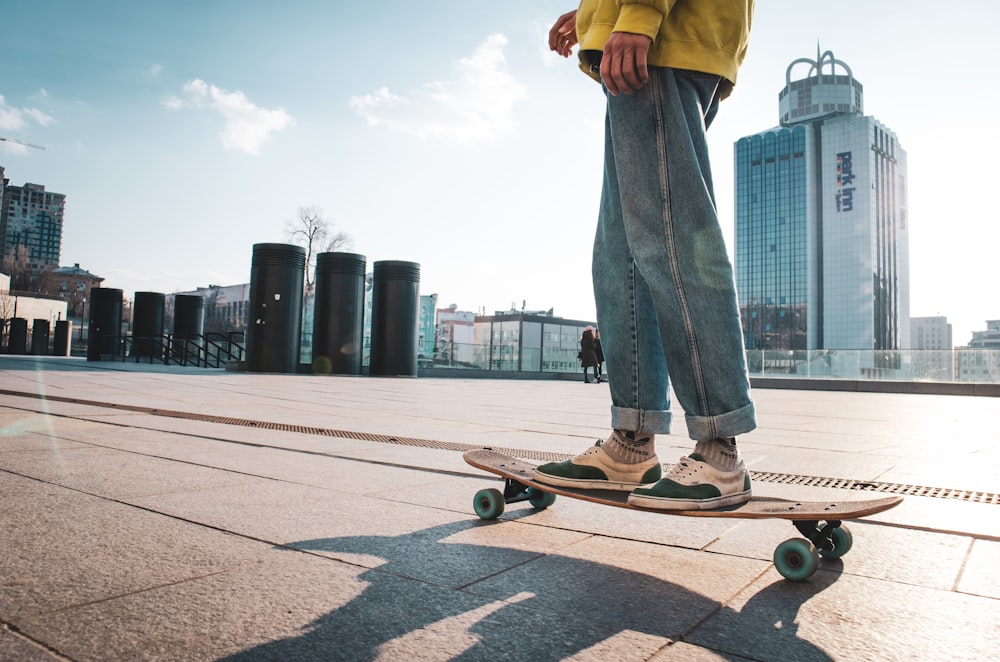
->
xmin=693 ymin=437 xmax=742 ymax=471
xmin=601 ymin=430 xmax=656 ymax=464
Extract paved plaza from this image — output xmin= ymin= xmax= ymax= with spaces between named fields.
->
xmin=1 ymin=355 xmax=998 ymax=661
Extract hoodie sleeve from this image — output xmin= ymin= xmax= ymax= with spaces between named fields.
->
xmin=614 ymin=0 xmax=676 ymax=39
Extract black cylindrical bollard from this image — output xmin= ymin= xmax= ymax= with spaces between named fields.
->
xmin=53 ymin=320 xmax=73 ymax=356
xmin=88 ymin=288 xmax=123 ymax=361
xmin=172 ymin=294 xmax=205 ymax=362
xmin=31 ymin=319 xmax=50 ymax=355
xmin=8 ymin=318 xmax=28 ymax=354
xmin=312 ymin=252 xmax=366 ymax=375
xmin=369 ymin=260 xmax=420 ymax=377
xmin=173 ymin=295 xmax=205 ymax=339
xmin=246 ymin=243 xmax=305 ymax=373
xmin=133 ymin=292 xmax=165 ymax=359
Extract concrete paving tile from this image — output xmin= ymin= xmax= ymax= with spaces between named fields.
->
xmin=0 ymin=428 xmax=90 ymax=454
xmin=737 ymin=446 xmax=897 ymax=482
xmin=874 ymin=457 xmax=999 ymax=494
xmin=462 ymin=535 xmax=768 ymax=645
xmin=132 ymin=476 xmax=587 ymax=591
xmin=742 ymin=426 xmax=894 ymax=454
xmin=0 ymin=444 xmax=264 ymax=500
xmin=688 ymin=568 xmax=1000 ymax=661
xmin=0 ymin=407 xmax=59 ymax=435
xmin=0 ymin=474 xmax=271 ymax=618
xmin=0 ymin=628 xmax=61 ymax=661
xmin=57 ymin=420 xmax=473 ymax=491
xmin=327 ymin=444 xmax=476 ymax=476
xmin=649 ymin=641 xmax=756 ymax=661
xmin=546 ymin=629 xmax=673 ymax=661
xmin=32 ymin=409 xmax=390 ymax=459
xmin=879 ymin=496 xmax=1000 ymax=540
xmin=957 ymin=538 xmax=1000 ymax=599
xmin=13 ymin=548 xmax=375 ymax=662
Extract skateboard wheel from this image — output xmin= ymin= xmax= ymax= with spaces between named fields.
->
xmin=473 ymin=488 xmax=505 ymax=520
xmin=774 ymin=538 xmax=820 ymax=581
xmin=817 ymin=525 xmax=853 ymax=559
xmin=526 ymin=488 xmax=556 ymax=510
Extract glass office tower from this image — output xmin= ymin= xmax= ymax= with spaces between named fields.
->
xmin=735 ymin=49 xmax=909 ymax=351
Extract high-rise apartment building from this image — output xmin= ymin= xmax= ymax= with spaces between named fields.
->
xmin=734 ymin=49 xmax=910 ymax=351
xmin=1 ymin=175 xmax=66 ymax=272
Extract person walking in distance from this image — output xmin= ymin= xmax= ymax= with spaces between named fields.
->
xmin=594 ymin=329 xmax=605 ymax=383
xmin=579 ymin=326 xmax=600 ymax=383
xmin=534 ymin=1 xmax=758 ymax=510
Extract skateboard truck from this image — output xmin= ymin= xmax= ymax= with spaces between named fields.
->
xmin=471 ymin=478 xmax=556 ymax=517
xmin=794 ymin=519 xmax=843 ymax=554
xmin=502 ymin=478 xmax=532 ymax=503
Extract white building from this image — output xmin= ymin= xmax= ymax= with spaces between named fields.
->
xmin=968 ymin=320 xmax=1000 ymax=349
xmin=735 ymin=49 xmax=910 ymax=351
xmin=955 ymin=321 xmax=1000 ymax=383
xmin=911 ymin=316 xmax=953 ymax=350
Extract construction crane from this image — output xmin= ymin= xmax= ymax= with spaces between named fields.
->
xmin=0 ymin=136 xmax=45 ymax=150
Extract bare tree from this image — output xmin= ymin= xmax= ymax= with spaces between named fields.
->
xmin=0 ymin=287 xmax=13 ymax=349
xmin=325 ymin=230 xmax=352 ymax=253
xmin=284 ymin=206 xmax=353 ymax=288
xmin=2 ymin=246 xmax=49 ymax=293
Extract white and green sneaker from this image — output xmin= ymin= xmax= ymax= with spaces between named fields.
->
xmin=627 ymin=454 xmax=751 ymax=510
xmin=533 ymin=441 xmax=662 ymax=491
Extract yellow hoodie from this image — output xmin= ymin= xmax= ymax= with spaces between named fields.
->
xmin=576 ymin=0 xmax=754 ymax=96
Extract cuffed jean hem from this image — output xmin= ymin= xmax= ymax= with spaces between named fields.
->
xmin=610 ymin=405 xmax=673 ymax=436
xmin=684 ymin=401 xmax=757 ymax=442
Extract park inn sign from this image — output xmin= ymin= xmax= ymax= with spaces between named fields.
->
xmin=835 ymin=150 xmax=855 ymax=212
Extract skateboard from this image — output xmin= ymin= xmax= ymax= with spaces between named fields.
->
xmin=464 ymin=449 xmax=902 ymax=582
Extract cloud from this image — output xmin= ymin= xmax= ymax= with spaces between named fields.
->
xmin=0 ymin=94 xmax=54 ymax=131
xmin=163 ymin=79 xmax=294 ymax=155
xmin=349 ymin=33 xmax=526 ymax=143
xmin=148 ymin=64 xmax=164 ymax=77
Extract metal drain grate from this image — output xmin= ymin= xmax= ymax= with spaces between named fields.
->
xmin=748 ymin=471 xmax=999 ymax=505
xmin=4 ymin=388 xmax=997 ymax=505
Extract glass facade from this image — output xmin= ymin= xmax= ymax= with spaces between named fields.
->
xmin=735 ymin=126 xmax=809 ymax=349
xmin=472 ymin=315 xmax=593 ymax=373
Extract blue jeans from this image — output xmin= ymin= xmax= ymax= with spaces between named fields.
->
xmin=592 ymin=67 xmax=756 ymax=442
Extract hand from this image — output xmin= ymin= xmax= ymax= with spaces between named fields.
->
xmin=600 ymin=31 xmax=652 ymax=96
xmin=549 ymin=10 xmax=578 ymax=57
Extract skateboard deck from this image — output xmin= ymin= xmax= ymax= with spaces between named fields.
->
xmin=464 ymin=449 xmax=903 ymax=581
xmin=465 ymin=449 xmax=901 ymax=519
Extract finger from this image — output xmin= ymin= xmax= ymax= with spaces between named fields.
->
xmin=634 ymin=45 xmax=650 ymax=89
xmin=548 ymin=12 xmax=575 ymax=51
xmin=600 ymin=52 xmax=622 ymax=96
xmin=555 ymin=34 xmax=570 ymax=57
xmin=621 ymin=47 xmax=642 ymax=93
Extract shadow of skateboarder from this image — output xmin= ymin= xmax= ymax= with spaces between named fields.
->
xmin=221 ymin=520 xmax=841 ymax=661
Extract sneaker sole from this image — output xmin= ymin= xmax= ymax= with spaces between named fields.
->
xmin=628 ymin=490 xmax=752 ymax=511
xmin=532 ymin=472 xmax=646 ymax=492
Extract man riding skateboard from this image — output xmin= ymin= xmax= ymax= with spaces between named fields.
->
xmin=534 ymin=1 xmax=758 ymax=511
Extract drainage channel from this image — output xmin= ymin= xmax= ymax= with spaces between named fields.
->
xmin=4 ymin=388 xmax=997 ymax=506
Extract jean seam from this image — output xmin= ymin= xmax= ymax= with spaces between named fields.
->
xmin=650 ymin=74 xmax=711 ymax=419
xmin=628 ymin=260 xmax=640 ymax=412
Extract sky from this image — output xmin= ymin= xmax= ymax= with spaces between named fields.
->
xmin=1 ymin=0 xmax=997 ymax=345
